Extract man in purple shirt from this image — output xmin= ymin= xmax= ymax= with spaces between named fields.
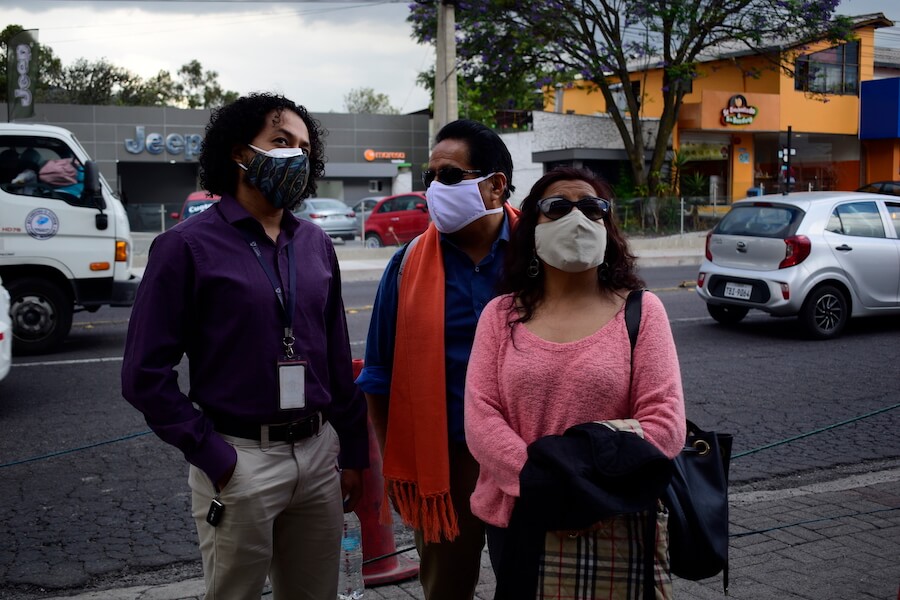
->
xmin=122 ymin=93 xmax=367 ymax=600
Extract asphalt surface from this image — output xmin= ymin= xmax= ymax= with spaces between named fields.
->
xmin=9 ymin=231 xmax=900 ymax=600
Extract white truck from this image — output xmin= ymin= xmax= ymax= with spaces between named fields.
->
xmin=0 ymin=123 xmax=140 ymax=355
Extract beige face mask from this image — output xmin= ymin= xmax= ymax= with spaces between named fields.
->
xmin=534 ymin=209 xmax=608 ymax=272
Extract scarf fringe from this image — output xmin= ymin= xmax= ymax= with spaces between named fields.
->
xmin=385 ymin=479 xmax=460 ymax=543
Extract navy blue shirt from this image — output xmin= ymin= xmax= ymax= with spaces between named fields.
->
xmin=122 ymin=195 xmax=368 ymax=483
xmin=357 ymin=217 xmax=510 ymax=442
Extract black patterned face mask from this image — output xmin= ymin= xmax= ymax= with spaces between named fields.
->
xmin=239 ymin=144 xmax=310 ymax=210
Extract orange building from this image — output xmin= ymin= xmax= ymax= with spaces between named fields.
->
xmin=546 ymin=13 xmax=897 ymax=202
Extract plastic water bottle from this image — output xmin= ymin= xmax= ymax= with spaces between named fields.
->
xmin=337 ymin=511 xmax=364 ymax=599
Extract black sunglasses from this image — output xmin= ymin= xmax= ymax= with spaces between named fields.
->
xmin=422 ymin=167 xmax=485 ymax=188
xmin=537 ymin=196 xmax=611 ymax=221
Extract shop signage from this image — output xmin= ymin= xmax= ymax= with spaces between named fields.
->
xmin=680 ymin=142 xmax=729 ymax=161
xmin=124 ymin=126 xmax=203 ymax=159
xmin=720 ymin=94 xmax=758 ymax=126
xmin=364 ymin=148 xmax=406 ymax=161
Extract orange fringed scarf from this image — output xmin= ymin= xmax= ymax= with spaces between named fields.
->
xmin=383 ymin=205 xmax=518 ymax=543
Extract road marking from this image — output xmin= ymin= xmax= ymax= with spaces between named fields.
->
xmin=12 ymin=342 xmax=366 ymax=368
xmin=13 ymin=357 xmax=125 ymax=367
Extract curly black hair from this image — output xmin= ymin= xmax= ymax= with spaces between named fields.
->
xmin=199 ymin=93 xmax=327 ymax=205
xmin=499 ymin=166 xmax=644 ymax=324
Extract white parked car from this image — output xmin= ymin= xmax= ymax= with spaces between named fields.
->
xmin=0 ymin=275 xmax=11 ymax=382
xmin=696 ymin=191 xmax=900 ymax=339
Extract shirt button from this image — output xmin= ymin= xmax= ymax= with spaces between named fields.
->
xmin=475 ymin=266 xmax=480 ymax=273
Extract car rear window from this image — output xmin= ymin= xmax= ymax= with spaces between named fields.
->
xmin=714 ymin=204 xmax=803 ymax=238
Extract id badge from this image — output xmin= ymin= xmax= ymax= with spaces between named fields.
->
xmin=278 ymin=361 xmax=306 ymax=410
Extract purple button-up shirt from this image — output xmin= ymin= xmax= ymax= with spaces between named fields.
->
xmin=122 ymin=194 xmax=367 ymax=483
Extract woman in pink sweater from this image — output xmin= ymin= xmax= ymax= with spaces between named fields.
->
xmin=465 ymin=167 xmax=686 ymax=598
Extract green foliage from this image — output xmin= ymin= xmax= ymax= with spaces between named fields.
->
xmin=681 ymin=172 xmax=709 ymax=197
xmin=343 ymin=87 xmax=400 ymax=114
xmin=1 ymin=25 xmax=238 ymax=108
xmin=0 ymin=25 xmax=63 ymax=103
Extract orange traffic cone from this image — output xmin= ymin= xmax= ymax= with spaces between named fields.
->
xmin=352 ymin=359 xmax=419 ymax=586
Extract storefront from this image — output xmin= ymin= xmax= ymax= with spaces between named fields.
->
xmin=677 ymin=90 xmax=862 ymax=200
xmin=1 ymin=104 xmax=430 ymax=232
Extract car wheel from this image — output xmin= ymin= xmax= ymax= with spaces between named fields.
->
xmin=799 ymin=285 xmax=848 ymax=340
xmin=7 ymin=277 xmax=74 ymax=355
xmin=707 ymin=304 xmax=749 ymax=325
xmin=365 ymin=233 xmax=383 ymax=249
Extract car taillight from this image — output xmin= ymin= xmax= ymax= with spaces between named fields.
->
xmin=705 ymin=231 xmax=713 ymax=261
xmin=697 ymin=272 xmax=706 ymax=288
xmin=347 ymin=211 xmax=356 ymax=218
xmin=779 ymin=235 xmax=811 ymax=269
xmin=309 ymin=213 xmax=325 ymax=219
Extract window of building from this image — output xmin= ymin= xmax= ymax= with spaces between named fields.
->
xmin=609 ymin=81 xmax=641 ymax=114
xmin=795 ymin=41 xmax=859 ymax=95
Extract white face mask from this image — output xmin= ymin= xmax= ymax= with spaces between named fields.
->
xmin=426 ymin=173 xmax=502 ymax=233
xmin=247 ymin=144 xmax=308 ymax=159
xmin=534 ymin=209 xmax=608 ymax=272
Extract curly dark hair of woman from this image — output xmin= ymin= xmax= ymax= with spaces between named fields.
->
xmin=199 ymin=92 xmax=327 ymax=205
xmin=499 ymin=166 xmax=645 ymax=324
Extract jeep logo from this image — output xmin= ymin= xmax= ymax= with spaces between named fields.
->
xmin=14 ymin=43 xmax=33 ymax=107
xmin=124 ymin=126 xmax=203 ymax=160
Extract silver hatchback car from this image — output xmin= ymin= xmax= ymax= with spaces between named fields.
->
xmin=293 ymin=198 xmax=357 ymax=241
xmin=696 ymin=191 xmax=900 ymax=339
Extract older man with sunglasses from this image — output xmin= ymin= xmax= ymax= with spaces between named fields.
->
xmin=356 ymin=119 xmax=516 ymax=600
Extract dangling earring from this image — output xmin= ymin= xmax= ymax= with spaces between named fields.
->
xmin=527 ymin=251 xmax=541 ymax=278
xmin=598 ymin=261 xmax=610 ymax=282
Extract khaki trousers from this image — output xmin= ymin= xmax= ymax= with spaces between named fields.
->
xmin=189 ymin=423 xmax=343 ymax=600
xmin=413 ymin=443 xmax=486 ymax=600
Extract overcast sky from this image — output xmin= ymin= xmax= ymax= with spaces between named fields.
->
xmin=3 ymin=0 xmax=899 ymax=115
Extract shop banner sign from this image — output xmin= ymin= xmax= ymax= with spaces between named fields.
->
xmin=7 ymin=29 xmax=38 ymax=121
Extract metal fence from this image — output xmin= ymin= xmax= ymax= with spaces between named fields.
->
xmin=616 ymin=196 xmax=731 ymax=235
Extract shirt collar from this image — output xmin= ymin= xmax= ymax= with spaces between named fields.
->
xmin=218 ymin=193 xmax=300 ymax=236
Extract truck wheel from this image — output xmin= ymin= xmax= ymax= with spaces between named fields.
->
xmin=7 ymin=278 xmax=73 ymax=355
xmin=365 ymin=233 xmax=383 ymax=249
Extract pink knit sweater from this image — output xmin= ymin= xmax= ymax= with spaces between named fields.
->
xmin=464 ymin=291 xmax=686 ymax=527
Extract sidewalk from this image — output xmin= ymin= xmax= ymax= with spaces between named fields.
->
xmin=44 ymin=461 xmax=900 ymax=600
xmin=129 ymin=230 xmax=709 ymax=279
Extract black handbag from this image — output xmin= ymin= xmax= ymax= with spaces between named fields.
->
xmin=625 ymin=290 xmax=733 ymax=593
xmin=662 ymin=421 xmax=732 ymax=588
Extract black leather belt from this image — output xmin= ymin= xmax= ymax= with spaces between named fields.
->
xmin=214 ymin=412 xmax=325 ymax=442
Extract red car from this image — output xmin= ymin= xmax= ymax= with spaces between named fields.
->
xmin=363 ymin=192 xmax=429 ymax=248
xmin=171 ymin=191 xmax=221 ymax=222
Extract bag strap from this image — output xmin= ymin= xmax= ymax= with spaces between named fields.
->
xmin=624 ymin=289 xmax=656 ymax=600
xmin=397 ymin=233 xmax=422 ymax=284
xmin=625 ymin=289 xmax=644 ymax=354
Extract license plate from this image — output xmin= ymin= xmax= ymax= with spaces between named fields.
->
xmin=723 ymin=282 xmax=753 ymax=300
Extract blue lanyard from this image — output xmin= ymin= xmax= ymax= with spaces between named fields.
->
xmin=241 ymin=229 xmax=297 ymax=358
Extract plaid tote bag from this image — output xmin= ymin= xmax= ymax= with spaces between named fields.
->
xmin=538 ymin=505 xmax=672 ymax=600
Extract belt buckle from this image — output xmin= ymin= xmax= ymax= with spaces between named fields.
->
xmin=284 ymin=413 xmax=319 ymax=443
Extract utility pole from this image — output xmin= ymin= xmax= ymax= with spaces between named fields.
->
xmin=433 ymin=1 xmax=458 ymax=135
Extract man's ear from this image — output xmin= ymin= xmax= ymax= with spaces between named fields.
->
xmin=489 ymin=172 xmax=508 ymax=206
